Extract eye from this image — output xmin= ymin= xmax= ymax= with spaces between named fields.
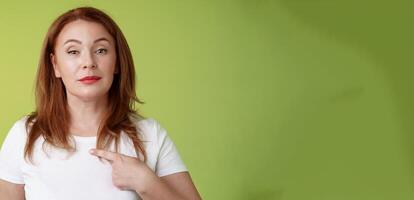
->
xmin=67 ymin=50 xmax=79 ymax=55
xmin=96 ymin=48 xmax=107 ymax=55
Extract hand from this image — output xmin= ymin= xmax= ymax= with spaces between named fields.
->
xmin=89 ymin=148 xmax=158 ymax=193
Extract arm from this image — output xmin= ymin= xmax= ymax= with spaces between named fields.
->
xmin=0 ymin=179 xmax=25 ymax=200
xmin=137 ymin=171 xmax=202 ymax=200
xmin=89 ymin=149 xmax=202 ymax=200
xmin=0 ymin=119 xmax=27 ymax=200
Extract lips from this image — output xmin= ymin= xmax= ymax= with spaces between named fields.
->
xmin=78 ymin=76 xmax=102 ymax=84
xmin=79 ymin=76 xmax=101 ymax=81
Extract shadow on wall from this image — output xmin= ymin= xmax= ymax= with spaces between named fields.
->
xmin=232 ymin=0 xmax=413 ymax=199
xmin=276 ymin=0 xmax=414 ymax=159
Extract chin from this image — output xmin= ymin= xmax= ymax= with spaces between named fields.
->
xmin=71 ymin=91 xmax=109 ymax=102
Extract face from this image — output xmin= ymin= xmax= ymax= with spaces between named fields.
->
xmin=51 ymin=19 xmax=117 ymax=102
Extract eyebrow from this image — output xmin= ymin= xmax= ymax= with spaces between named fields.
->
xmin=63 ymin=37 xmax=111 ymax=45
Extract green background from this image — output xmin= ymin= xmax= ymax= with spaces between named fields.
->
xmin=1 ymin=1 xmax=413 ymax=199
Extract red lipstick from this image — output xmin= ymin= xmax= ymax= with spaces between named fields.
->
xmin=79 ymin=76 xmax=101 ymax=84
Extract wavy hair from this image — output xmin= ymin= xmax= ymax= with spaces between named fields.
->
xmin=24 ymin=6 xmax=146 ymax=163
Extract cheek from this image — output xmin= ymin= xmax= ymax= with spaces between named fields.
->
xmin=95 ymin=58 xmax=116 ymax=88
xmin=56 ymin=62 xmax=80 ymax=89
xmin=57 ymin=58 xmax=78 ymax=75
xmin=103 ymin=77 xmax=115 ymax=91
xmin=98 ymin=53 xmax=117 ymax=72
xmin=59 ymin=66 xmax=78 ymax=83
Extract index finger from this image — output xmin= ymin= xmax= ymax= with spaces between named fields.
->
xmin=89 ymin=149 xmax=118 ymax=162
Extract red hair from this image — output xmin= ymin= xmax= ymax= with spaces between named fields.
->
xmin=24 ymin=6 xmax=147 ymax=163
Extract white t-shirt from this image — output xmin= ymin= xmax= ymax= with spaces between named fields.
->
xmin=0 ymin=116 xmax=188 ymax=200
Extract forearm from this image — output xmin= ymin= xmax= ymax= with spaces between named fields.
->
xmin=0 ymin=180 xmax=25 ymax=200
xmin=135 ymin=175 xmax=184 ymax=200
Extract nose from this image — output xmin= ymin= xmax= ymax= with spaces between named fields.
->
xmin=82 ymin=51 xmax=97 ymax=69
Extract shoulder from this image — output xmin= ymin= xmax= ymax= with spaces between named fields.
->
xmin=128 ymin=115 xmax=169 ymax=143
xmin=6 ymin=116 xmax=30 ymax=139
xmin=0 ymin=116 xmax=30 ymax=154
xmin=12 ymin=115 xmax=29 ymax=127
xmin=131 ymin=116 xmax=161 ymax=136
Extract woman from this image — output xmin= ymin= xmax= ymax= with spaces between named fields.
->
xmin=0 ymin=6 xmax=202 ymax=200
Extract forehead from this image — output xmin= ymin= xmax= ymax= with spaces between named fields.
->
xmin=56 ymin=19 xmax=114 ymax=45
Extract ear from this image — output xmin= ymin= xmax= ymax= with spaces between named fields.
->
xmin=50 ymin=53 xmax=61 ymax=78
xmin=114 ymin=66 xmax=119 ymax=74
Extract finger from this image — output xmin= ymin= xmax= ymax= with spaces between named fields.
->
xmin=89 ymin=149 xmax=118 ymax=162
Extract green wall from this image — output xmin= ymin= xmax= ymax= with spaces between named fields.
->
xmin=0 ymin=1 xmax=413 ymax=199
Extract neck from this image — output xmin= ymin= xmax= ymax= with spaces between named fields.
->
xmin=66 ymin=94 xmax=108 ymax=136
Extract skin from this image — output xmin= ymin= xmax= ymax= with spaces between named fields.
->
xmin=0 ymin=181 xmax=24 ymax=200
xmin=0 ymin=19 xmax=202 ymax=200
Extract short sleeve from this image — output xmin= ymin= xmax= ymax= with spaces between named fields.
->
xmin=0 ymin=118 xmax=27 ymax=184
xmin=152 ymin=119 xmax=188 ymax=177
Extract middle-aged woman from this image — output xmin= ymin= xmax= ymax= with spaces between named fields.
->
xmin=0 ymin=6 xmax=202 ymax=200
